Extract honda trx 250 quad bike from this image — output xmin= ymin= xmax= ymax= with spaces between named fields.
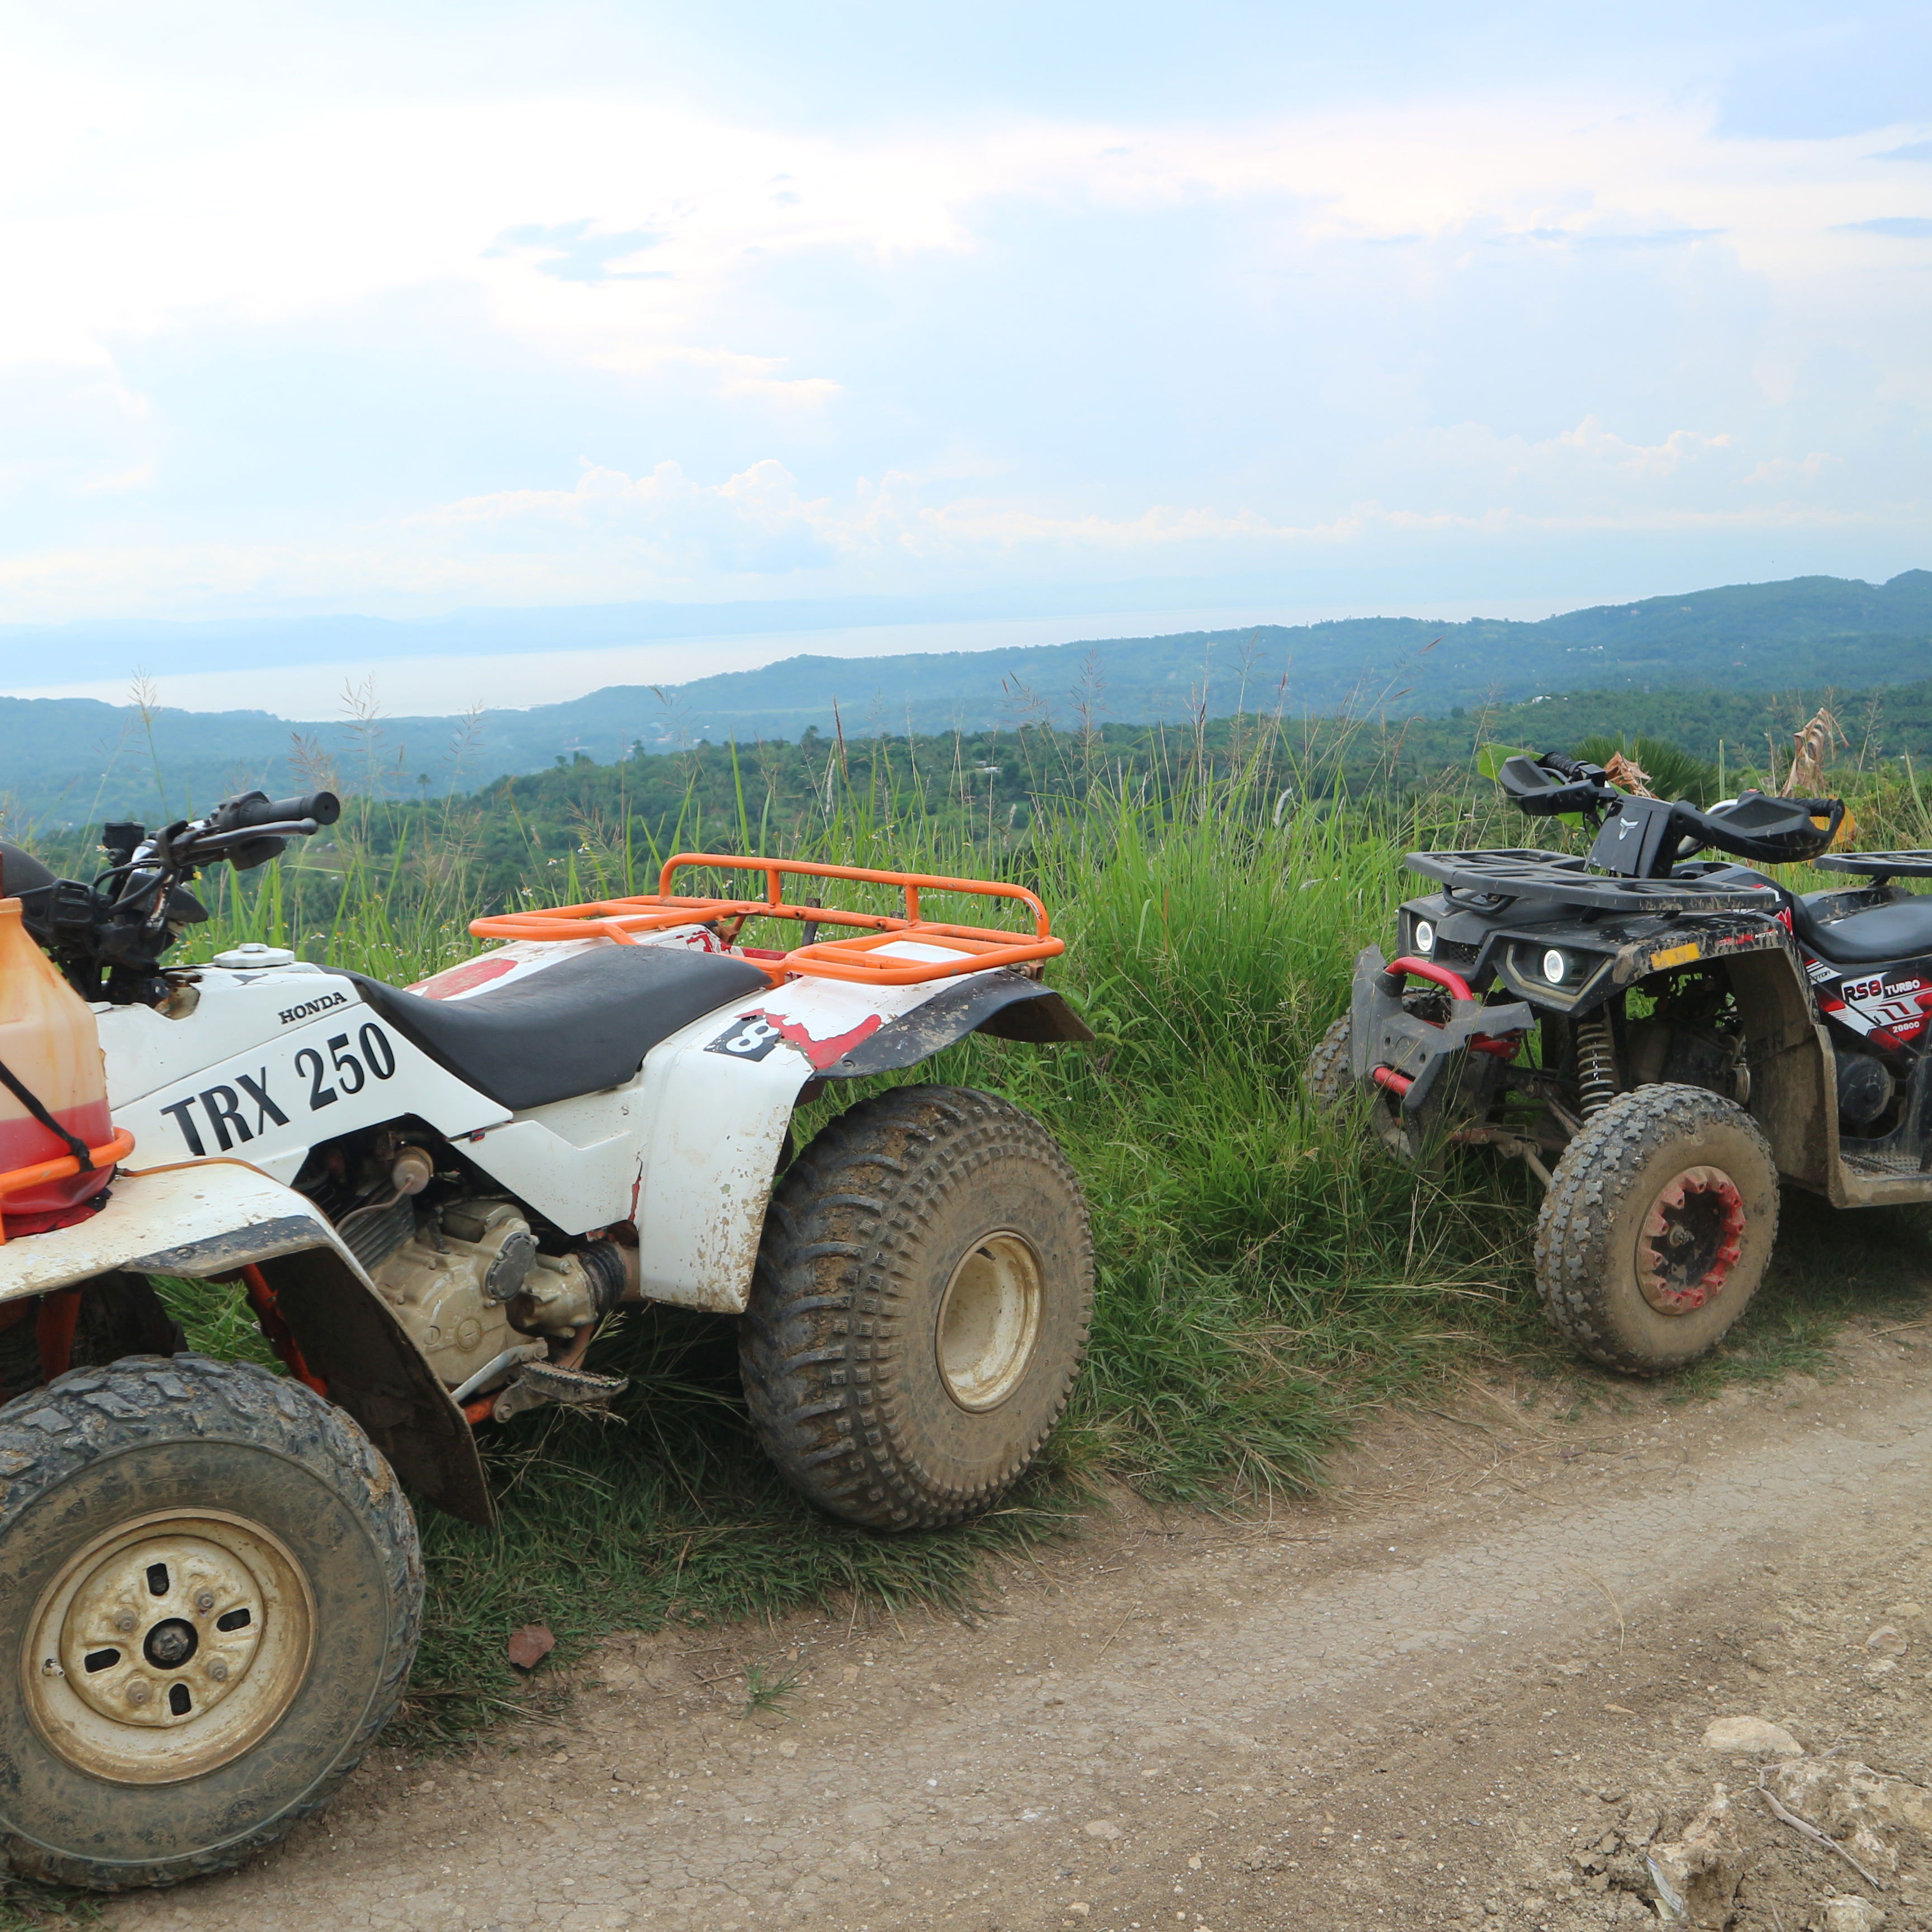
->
xmin=0 ymin=788 xmax=1092 ymax=1889
xmin=1310 ymin=750 xmax=1932 ymax=1375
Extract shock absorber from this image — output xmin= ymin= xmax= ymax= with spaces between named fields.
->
xmin=1574 ymin=1010 xmax=1618 ymax=1116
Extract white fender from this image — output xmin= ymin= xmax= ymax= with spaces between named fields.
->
xmin=0 ymin=1161 xmax=491 ymax=1524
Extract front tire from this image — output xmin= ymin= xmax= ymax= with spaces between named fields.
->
xmin=1303 ymin=1010 xmax=1416 ymax=1157
xmin=0 ymin=1356 xmax=421 ymax=1890
xmin=741 ymin=1085 xmax=1093 ymax=1531
xmin=1533 ymin=1085 xmax=1779 ymax=1374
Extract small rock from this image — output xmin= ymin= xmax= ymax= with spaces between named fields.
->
xmin=1768 ymin=1759 xmax=1932 ymax=1869
xmin=1865 ymin=1625 xmax=1908 ymax=1657
xmin=1884 ymin=1600 xmax=1923 ymax=1621
xmin=506 ymin=1623 xmax=556 ymax=1670
xmin=1817 ymin=1898 xmax=1887 ymax=1932
xmin=1700 ymin=1715 xmax=1802 ymax=1758
xmin=1187 ymin=1854 xmax=1202 ymax=1870
xmin=1082 ymin=1821 xmax=1121 ymax=1840
xmin=1647 ymin=1789 xmax=1747 ymax=1928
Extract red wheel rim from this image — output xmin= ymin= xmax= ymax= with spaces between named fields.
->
xmin=1637 ymin=1165 xmax=1746 ymax=1314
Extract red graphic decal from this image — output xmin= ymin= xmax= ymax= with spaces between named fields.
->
xmin=412 ymin=955 xmax=519 ymax=1000
xmin=767 ymin=1009 xmax=885 ymax=1070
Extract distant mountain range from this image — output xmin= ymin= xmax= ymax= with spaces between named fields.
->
xmin=3 ymin=570 xmax=1927 ymax=827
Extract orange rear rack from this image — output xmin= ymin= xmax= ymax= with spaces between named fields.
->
xmin=469 ymin=854 xmax=1062 ymax=987
xmin=0 ymin=1128 xmax=136 ymax=1244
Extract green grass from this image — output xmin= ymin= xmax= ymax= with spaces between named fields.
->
xmin=123 ymin=721 xmax=1932 ymax=1738
xmin=9 ymin=719 xmax=1932 ymax=1927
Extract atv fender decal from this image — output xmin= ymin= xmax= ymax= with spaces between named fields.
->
xmin=412 ymin=955 xmax=518 ymax=1000
xmin=705 ymin=1008 xmax=884 ymax=1071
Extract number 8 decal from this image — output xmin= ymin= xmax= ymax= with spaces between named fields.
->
xmin=705 ymin=1014 xmax=787 ymax=1061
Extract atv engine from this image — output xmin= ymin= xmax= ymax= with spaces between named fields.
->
xmin=336 ymin=1190 xmax=622 ymax=1391
xmin=366 ymin=1201 xmax=630 ymax=1391
xmin=1624 ymin=971 xmax=1750 ymax=1106
xmin=299 ymin=1137 xmax=635 ymax=1393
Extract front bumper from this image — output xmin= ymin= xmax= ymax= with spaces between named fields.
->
xmin=1348 ymin=946 xmax=1534 ymax=1115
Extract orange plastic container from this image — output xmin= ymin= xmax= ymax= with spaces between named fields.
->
xmin=0 ymin=898 xmax=114 ymax=1230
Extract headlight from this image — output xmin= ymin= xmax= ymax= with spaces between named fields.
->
xmin=1542 ymin=949 xmax=1568 ymax=983
xmin=1412 ymin=920 xmax=1435 ymax=955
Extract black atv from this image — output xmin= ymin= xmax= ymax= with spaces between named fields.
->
xmin=1309 ymin=750 xmax=1932 ymax=1372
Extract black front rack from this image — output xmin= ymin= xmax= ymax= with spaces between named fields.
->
xmin=1405 ymin=849 xmax=1787 ymax=915
xmin=1814 ymin=851 xmax=1932 ymax=881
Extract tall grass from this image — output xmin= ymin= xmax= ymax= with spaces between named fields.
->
xmin=143 ymin=712 xmax=1932 ymax=1732
xmin=134 ymin=714 xmax=1551 ymax=1727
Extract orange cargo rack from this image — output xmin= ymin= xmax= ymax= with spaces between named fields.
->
xmin=0 ymin=1128 xmax=136 ymax=1244
xmin=468 ymin=853 xmax=1062 ymax=987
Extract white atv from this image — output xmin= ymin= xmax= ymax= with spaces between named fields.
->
xmin=0 ymin=788 xmax=1092 ymax=1890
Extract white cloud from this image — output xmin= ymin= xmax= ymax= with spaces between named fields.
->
xmin=0 ymin=21 xmax=1926 ymax=622
xmin=0 ymin=441 xmax=1906 ymax=623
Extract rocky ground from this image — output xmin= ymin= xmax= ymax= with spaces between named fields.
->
xmin=111 ymin=1318 xmax=1932 ymax=1932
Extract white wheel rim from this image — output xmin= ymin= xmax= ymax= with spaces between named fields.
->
xmin=935 ymin=1230 xmax=1045 ymax=1413
xmin=24 ymin=1509 xmax=315 ymax=1785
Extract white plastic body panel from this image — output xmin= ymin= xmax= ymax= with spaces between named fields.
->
xmin=0 ymin=1161 xmax=354 ymax=1303
xmin=610 ymin=960 xmax=967 ymax=1312
xmin=89 ymin=935 xmax=996 ymax=1315
xmin=102 ymin=969 xmax=509 ymax=1183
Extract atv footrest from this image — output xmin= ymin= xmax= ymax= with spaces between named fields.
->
xmin=490 ymin=1361 xmax=630 ymax=1424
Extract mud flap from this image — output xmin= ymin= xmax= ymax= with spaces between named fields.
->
xmin=1349 ymin=946 xmax=1534 ymax=1116
xmin=259 ymin=1247 xmax=494 ymax=1527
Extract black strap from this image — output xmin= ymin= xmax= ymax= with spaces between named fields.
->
xmin=0 ymin=1054 xmax=93 ymax=1170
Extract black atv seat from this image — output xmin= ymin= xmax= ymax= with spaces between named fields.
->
xmin=1791 ymin=891 xmax=1932 ymax=968
xmin=345 ymin=944 xmax=771 ymax=1112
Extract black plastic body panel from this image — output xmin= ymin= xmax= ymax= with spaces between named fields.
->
xmin=822 ymin=973 xmax=1092 ymax=1080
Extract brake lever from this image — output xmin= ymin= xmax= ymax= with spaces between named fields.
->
xmin=184 ymin=817 xmax=320 ymax=858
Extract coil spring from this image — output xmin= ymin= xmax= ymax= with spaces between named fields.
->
xmin=1574 ymin=1011 xmax=1618 ymax=1117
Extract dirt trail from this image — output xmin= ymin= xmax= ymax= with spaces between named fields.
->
xmin=112 ymin=1324 xmax=1932 ymax=1932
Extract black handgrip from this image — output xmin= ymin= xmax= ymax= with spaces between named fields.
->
xmin=1538 ymin=751 xmax=1611 ymax=785
xmin=210 ymin=790 xmax=341 ymax=832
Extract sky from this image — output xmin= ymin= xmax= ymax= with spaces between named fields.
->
xmin=0 ymin=0 xmax=1928 ymax=709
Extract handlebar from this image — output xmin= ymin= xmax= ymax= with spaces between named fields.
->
xmin=207 ymin=790 xmax=340 ymax=834
xmin=1495 ymin=750 xmax=1843 ymax=874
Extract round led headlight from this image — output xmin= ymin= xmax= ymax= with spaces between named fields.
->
xmin=1412 ymin=919 xmax=1435 ymax=955
xmin=1542 ymin=949 xmax=1568 ymax=983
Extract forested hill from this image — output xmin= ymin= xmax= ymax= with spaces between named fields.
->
xmin=3 ymin=570 xmax=1927 ymax=826
xmin=647 ymin=570 xmax=1932 ymax=743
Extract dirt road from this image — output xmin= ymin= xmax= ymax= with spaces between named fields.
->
xmin=111 ymin=1323 xmax=1932 ymax=1932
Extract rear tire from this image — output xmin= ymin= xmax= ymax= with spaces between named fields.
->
xmin=0 ymin=1355 xmax=420 ymax=1890
xmin=1534 ymin=1085 xmax=1778 ymax=1374
xmin=740 ymin=1085 xmax=1093 ymax=1531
